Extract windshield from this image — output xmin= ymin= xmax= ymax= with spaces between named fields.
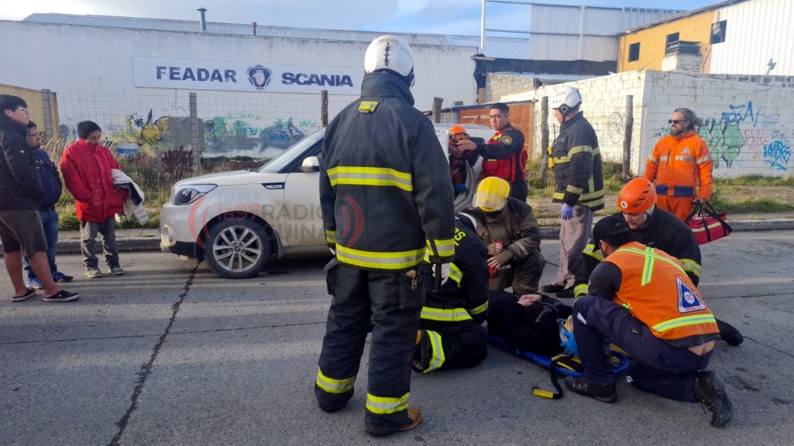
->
xmin=258 ymin=130 xmax=324 ymax=173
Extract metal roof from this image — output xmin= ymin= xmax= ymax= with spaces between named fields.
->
xmin=21 ymin=13 xmax=529 ymax=59
xmin=621 ymin=0 xmax=750 ymax=34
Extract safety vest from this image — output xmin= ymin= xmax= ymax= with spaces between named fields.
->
xmin=481 ymin=131 xmax=527 ymax=183
xmin=606 ymin=242 xmax=719 ymax=341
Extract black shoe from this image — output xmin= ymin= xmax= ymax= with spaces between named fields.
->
xmin=541 ymin=284 xmax=565 ymax=293
xmin=42 ymin=290 xmax=79 ymax=303
xmin=564 ymin=377 xmax=617 ymax=403
xmin=694 ymin=371 xmax=733 ymax=427
xmin=716 ymin=319 xmax=743 ymax=346
xmin=556 ymin=288 xmax=575 ymax=299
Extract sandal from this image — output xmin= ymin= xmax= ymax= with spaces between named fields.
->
xmin=12 ymin=288 xmax=37 ymax=303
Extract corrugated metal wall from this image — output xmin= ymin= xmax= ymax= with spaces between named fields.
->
xmin=0 ymin=83 xmax=59 ymax=139
xmin=710 ymin=0 xmax=794 ymax=75
xmin=528 ymin=4 xmax=682 ymax=62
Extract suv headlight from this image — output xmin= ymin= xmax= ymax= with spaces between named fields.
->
xmin=171 ymin=184 xmax=217 ymax=205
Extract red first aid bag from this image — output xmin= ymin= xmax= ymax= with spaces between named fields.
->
xmin=686 ymin=202 xmax=732 ymax=245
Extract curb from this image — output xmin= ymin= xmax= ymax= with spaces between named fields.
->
xmin=55 ymin=237 xmax=162 ymax=255
xmin=3 ymin=220 xmax=794 ymax=256
xmin=538 ymin=218 xmax=794 ymax=239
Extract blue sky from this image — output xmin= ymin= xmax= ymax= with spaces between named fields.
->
xmin=0 ymin=0 xmax=719 ymax=36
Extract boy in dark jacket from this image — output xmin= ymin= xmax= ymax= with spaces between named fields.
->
xmin=22 ymin=121 xmax=73 ymax=289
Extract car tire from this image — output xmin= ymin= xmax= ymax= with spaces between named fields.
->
xmin=204 ymin=218 xmax=271 ymax=279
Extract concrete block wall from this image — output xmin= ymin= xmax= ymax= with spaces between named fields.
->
xmin=492 ymin=69 xmax=794 ymax=177
xmin=500 ymin=71 xmax=648 ymax=172
xmin=642 ymin=71 xmax=794 ymax=177
xmin=486 ymin=73 xmax=538 ymax=104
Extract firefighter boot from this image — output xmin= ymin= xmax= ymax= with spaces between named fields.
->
xmin=715 ymin=319 xmax=743 ymax=346
xmin=365 ymin=405 xmax=423 ymax=437
xmin=694 ymin=371 xmax=733 ymax=428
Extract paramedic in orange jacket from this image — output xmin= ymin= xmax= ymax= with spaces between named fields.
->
xmin=565 ymin=218 xmax=733 ymax=428
xmin=644 ymin=108 xmax=714 ymax=222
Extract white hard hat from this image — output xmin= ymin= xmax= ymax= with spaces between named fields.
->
xmin=364 ymin=35 xmax=415 ymax=86
xmin=550 ymin=86 xmax=583 ymax=116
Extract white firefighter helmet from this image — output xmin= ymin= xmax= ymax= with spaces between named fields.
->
xmin=364 ymin=35 xmax=415 ymax=86
xmin=550 ymin=86 xmax=583 ymax=116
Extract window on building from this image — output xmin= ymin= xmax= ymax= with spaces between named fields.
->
xmin=711 ymin=20 xmax=727 ymax=44
xmin=666 ymin=32 xmax=680 ymax=49
xmin=628 ymin=42 xmax=640 ymax=62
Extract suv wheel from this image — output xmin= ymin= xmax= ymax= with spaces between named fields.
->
xmin=204 ymin=218 xmax=271 ymax=279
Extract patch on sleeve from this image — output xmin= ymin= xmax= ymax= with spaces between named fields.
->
xmin=677 ymin=278 xmax=706 ymax=313
xmin=358 ymin=101 xmax=379 ymax=113
xmin=501 ymin=135 xmax=513 ymax=145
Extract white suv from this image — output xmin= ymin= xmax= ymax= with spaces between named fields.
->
xmin=160 ymin=123 xmax=493 ymax=279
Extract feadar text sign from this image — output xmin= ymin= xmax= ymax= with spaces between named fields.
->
xmin=132 ymin=57 xmax=361 ymax=94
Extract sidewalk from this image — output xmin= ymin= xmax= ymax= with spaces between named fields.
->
xmin=43 ymin=211 xmax=794 ymax=256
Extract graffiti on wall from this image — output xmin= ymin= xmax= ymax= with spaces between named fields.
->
xmin=652 ymin=100 xmax=789 ymax=172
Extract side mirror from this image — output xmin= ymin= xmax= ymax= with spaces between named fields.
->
xmin=300 ymin=156 xmax=320 ymax=173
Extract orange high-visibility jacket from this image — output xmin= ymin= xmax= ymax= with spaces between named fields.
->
xmin=606 ymin=242 xmax=719 ymax=341
xmin=644 ymin=130 xmax=713 ymax=200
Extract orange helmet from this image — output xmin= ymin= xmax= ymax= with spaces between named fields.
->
xmin=448 ymin=125 xmax=469 ymax=141
xmin=617 ymin=178 xmax=657 ymax=214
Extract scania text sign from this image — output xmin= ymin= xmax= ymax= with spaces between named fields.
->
xmin=133 ymin=57 xmax=361 ymax=94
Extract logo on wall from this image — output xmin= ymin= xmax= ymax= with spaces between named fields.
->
xmin=247 ymin=65 xmax=272 ymax=90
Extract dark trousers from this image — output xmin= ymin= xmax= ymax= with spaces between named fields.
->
xmin=80 ymin=217 xmax=119 ymax=268
xmin=315 ymin=264 xmax=424 ymax=433
xmin=416 ymin=322 xmax=488 ymax=373
xmin=573 ymin=295 xmax=711 ymax=402
xmin=490 ymin=250 xmax=545 ymax=295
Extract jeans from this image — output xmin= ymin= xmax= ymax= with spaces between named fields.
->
xmin=23 ymin=209 xmax=59 ymax=280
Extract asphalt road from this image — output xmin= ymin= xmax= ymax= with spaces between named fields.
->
xmin=1 ymin=231 xmax=793 ymax=445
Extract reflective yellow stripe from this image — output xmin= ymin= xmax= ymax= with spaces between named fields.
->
xmin=421 ymin=306 xmax=473 ymax=322
xmin=680 ymin=258 xmax=702 ymax=279
xmin=470 ymin=300 xmax=488 ymax=316
xmin=325 ymin=229 xmax=335 ymax=244
xmin=574 ymin=283 xmax=589 ymax=297
xmin=315 ymin=368 xmax=355 ymax=394
xmin=449 ymin=263 xmax=462 ymax=286
xmin=568 ymin=145 xmax=599 ymax=157
xmin=336 ymin=244 xmax=424 ymax=270
xmin=428 ymin=238 xmax=455 ymax=259
xmin=652 ymin=314 xmax=717 ymax=333
xmin=552 ymin=155 xmax=570 ymax=164
xmin=617 ymin=246 xmax=685 ymax=286
xmin=423 ymin=330 xmax=445 ymax=373
xmin=327 ymin=166 xmax=413 ymax=191
xmin=583 ymin=243 xmax=605 ymax=262
xmin=552 ymin=189 xmax=604 ymax=202
xmin=366 ymin=392 xmax=410 ymax=414
xmin=566 ymin=184 xmax=584 ymax=194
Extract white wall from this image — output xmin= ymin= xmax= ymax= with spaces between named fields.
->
xmin=0 ymin=21 xmax=478 ymax=155
xmin=497 ymin=70 xmax=794 ymax=177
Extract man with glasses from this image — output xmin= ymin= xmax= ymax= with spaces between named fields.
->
xmin=644 ymin=108 xmax=714 ymax=221
xmin=0 ymin=95 xmax=78 ymax=302
xmin=457 ymin=103 xmax=527 ymax=201
xmin=22 ymin=121 xmax=73 ymax=290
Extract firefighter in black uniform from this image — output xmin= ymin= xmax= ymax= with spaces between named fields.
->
xmin=315 ymin=35 xmax=456 ymax=438
xmin=457 ymin=102 xmax=527 ymax=201
xmin=573 ymin=178 xmax=743 ymax=346
xmin=413 ymin=209 xmax=490 ymax=373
